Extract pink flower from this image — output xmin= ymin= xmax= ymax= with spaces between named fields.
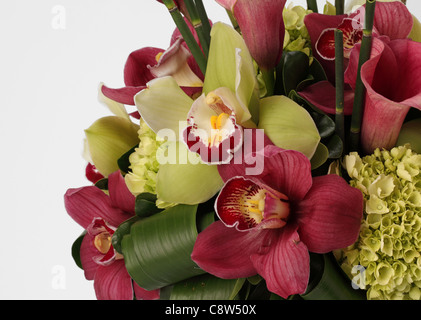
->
xmin=304 ymin=1 xmax=413 ymax=82
xmin=191 ymin=145 xmax=363 ymax=298
xmin=64 ymin=171 xmax=160 ymax=300
xmin=345 ymin=37 xmax=421 ymax=154
xmin=216 ymin=0 xmax=287 ymax=70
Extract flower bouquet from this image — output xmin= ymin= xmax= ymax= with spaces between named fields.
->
xmin=64 ymin=0 xmax=421 ymax=301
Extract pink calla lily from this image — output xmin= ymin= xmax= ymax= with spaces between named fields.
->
xmin=345 ymin=37 xmax=421 ymax=154
xmin=216 ymin=0 xmax=287 ymax=70
xmin=64 ymin=171 xmax=160 ymax=300
xmin=191 ymin=145 xmax=363 ymax=298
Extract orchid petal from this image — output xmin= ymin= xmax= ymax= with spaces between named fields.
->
xmin=250 ymin=224 xmax=310 ymax=299
xmin=94 ymin=260 xmax=134 ymax=300
xmin=64 ymin=186 xmax=127 ymax=229
xmin=101 ymin=84 xmax=145 ymax=106
xmin=98 ymin=83 xmax=131 ymax=119
xmin=108 ymin=171 xmax=135 ymax=215
xmin=258 ymin=95 xmax=320 ymax=159
xmin=135 ymin=76 xmax=193 ymax=139
xmin=148 ymin=38 xmax=203 ymax=87
xmin=133 ymin=284 xmax=160 ymax=300
xmin=370 ymin=1 xmax=413 ymax=40
xmin=295 ymin=175 xmax=363 ymax=253
xmin=80 ymin=234 xmax=99 ymax=280
xmin=124 ymin=47 xmax=163 ymax=87
xmin=84 ymin=116 xmax=140 ymax=177
xmin=156 ymin=142 xmax=224 ymax=205
xmin=298 ymin=80 xmax=355 ymax=115
xmin=191 ymin=221 xmax=268 ymax=279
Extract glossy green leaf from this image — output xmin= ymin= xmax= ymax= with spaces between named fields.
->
xmin=122 ymin=204 xmax=206 ymax=291
xmin=135 ymin=193 xmax=163 ymax=218
xmin=325 ymin=134 xmax=344 ymax=159
xmin=117 ymin=145 xmax=137 ymax=174
xmin=301 ymin=253 xmax=366 ymax=300
xmin=71 ymin=232 xmax=86 ymax=270
xmin=282 ymin=51 xmax=310 ymax=96
xmin=170 ymin=274 xmax=245 ymax=300
xmin=112 ymin=215 xmax=141 ymax=254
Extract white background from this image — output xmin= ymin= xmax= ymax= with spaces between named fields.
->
xmin=0 ymin=0 xmax=419 ymax=300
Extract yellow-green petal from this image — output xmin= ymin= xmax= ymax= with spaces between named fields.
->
xmin=135 ymin=76 xmax=193 ymax=139
xmin=85 ymin=116 xmax=140 ymax=177
xmin=156 ymin=142 xmax=224 ymax=205
xmin=258 ymin=95 xmax=320 ymax=159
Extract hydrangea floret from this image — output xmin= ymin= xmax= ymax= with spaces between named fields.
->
xmin=339 ymin=145 xmax=421 ymax=300
xmin=283 ymin=4 xmax=313 ymax=63
xmin=124 ymin=119 xmax=173 ymax=209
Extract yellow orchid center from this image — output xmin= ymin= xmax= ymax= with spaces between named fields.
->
xmin=244 ymin=189 xmax=267 ymax=225
xmin=155 ymin=52 xmax=164 ymax=63
xmin=210 ymin=113 xmax=230 ymax=130
xmin=94 ymin=232 xmax=112 ymax=254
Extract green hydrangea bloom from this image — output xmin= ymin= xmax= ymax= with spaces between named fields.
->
xmin=282 ymin=4 xmax=313 ymax=63
xmin=124 ymin=119 xmax=174 ymax=209
xmin=339 ymin=145 xmax=421 ymax=300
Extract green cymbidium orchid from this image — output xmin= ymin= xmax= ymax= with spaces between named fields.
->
xmin=339 ymin=145 xmax=421 ymax=300
xmin=84 ymin=116 xmax=140 ymax=177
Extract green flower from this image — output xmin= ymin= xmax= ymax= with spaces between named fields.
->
xmin=339 ymin=145 xmax=421 ymax=300
xmin=282 ymin=4 xmax=313 ymax=63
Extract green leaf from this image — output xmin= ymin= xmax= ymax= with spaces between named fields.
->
xmin=135 ymin=193 xmax=163 ymax=218
xmin=122 ymin=204 xmax=206 ymax=290
xmin=112 ymin=215 xmax=141 ymax=254
xmin=94 ymin=178 xmax=108 ymax=190
xmin=325 ymin=134 xmax=343 ymax=159
xmin=301 ymin=253 xmax=366 ymax=300
xmin=71 ymin=232 xmax=86 ymax=270
xmin=117 ymin=145 xmax=137 ymax=174
xmin=282 ymin=51 xmax=310 ymax=96
xmin=170 ymin=274 xmax=245 ymax=300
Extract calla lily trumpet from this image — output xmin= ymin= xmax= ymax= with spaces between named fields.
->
xmin=216 ymin=0 xmax=287 ymax=71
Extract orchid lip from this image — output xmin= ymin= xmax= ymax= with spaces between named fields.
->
xmin=215 ymin=176 xmax=291 ymax=231
xmin=87 ymin=217 xmax=120 ymax=266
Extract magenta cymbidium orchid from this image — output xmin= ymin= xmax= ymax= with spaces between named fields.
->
xmin=216 ymin=0 xmax=287 ymax=71
xmin=192 ymin=145 xmax=364 ymax=298
xmin=64 ymin=171 xmax=159 ymax=300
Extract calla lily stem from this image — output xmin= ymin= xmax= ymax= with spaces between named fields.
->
xmin=306 ymin=0 xmax=319 ymax=13
xmin=335 ymin=29 xmax=345 ymax=148
xmin=162 ymin=0 xmax=207 ymax=75
xmin=349 ymin=0 xmax=376 ymax=152
xmin=226 ymin=9 xmax=240 ymax=33
xmin=195 ymin=0 xmax=212 ymax=44
xmin=261 ymin=69 xmax=275 ymax=97
xmin=335 ymin=0 xmax=345 ymax=15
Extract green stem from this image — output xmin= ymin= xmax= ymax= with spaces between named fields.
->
xmin=335 ymin=0 xmax=345 ymax=15
xmin=306 ymin=0 xmax=319 ymax=13
xmin=261 ymin=69 xmax=275 ymax=97
xmin=349 ymin=0 xmax=376 ymax=152
xmin=162 ymin=0 xmax=207 ymax=75
xmin=194 ymin=0 xmax=212 ymax=44
xmin=226 ymin=9 xmax=241 ymax=33
xmin=183 ymin=0 xmax=209 ymax=58
xmin=335 ymin=29 xmax=345 ymax=147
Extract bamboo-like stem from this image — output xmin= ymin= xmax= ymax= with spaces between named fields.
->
xmin=194 ymin=0 xmax=212 ymax=44
xmin=183 ymin=0 xmax=209 ymax=58
xmin=335 ymin=0 xmax=345 ymax=15
xmin=349 ymin=0 xmax=376 ymax=152
xmin=306 ymin=0 xmax=319 ymax=13
xmin=226 ymin=9 xmax=241 ymax=33
xmin=335 ymin=29 xmax=345 ymax=147
xmin=162 ymin=0 xmax=207 ymax=75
